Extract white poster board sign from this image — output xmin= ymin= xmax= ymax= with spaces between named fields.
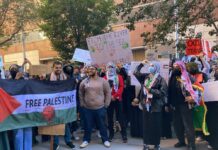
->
xmin=86 ymin=29 xmax=133 ymax=65
xmin=72 ymin=48 xmax=92 ymax=64
xmin=159 ymin=59 xmax=170 ymax=83
xmin=129 ymin=60 xmax=169 ymax=86
xmin=203 ymin=81 xmax=218 ymax=102
xmin=0 ymin=56 xmax=5 ymax=79
xmin=129 ymin=62 xmax=148 ymax=86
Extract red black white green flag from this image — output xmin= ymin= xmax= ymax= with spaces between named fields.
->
xmin=0 ymin=79 xmax=77 ymax=132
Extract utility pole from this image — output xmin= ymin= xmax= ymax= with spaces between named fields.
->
xmin=21 ymin=4 xmax=26 ymax=72
xmin=21 ymin=28 xmax=26 ymax=61
xmin=174 ymin=0 xmax=179 ymax=59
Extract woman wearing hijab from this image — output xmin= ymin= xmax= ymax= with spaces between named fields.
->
xmin=134 ymin=60 xmax=168 ymax=150
xmin=104 ymin=62 xmax=127 ymax=143
xmin=168 ymin=61 xmax=197 ymax=150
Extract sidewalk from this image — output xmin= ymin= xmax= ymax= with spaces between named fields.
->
xmin=33 ymin=134 xmax=208 ymax=150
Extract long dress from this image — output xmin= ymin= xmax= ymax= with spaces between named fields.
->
xmin=128 ymin=86 xmax=143 ymax=138
xmin=205 ymin=102 xmax=218 ymax=149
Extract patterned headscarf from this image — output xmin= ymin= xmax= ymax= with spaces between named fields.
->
xmin=106 ymin=62 xmax=119 ymax=92
xmin=174 ymin=61 xmax=198 ymax=104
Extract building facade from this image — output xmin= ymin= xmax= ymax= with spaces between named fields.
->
xmin=0 ymin=0 xmax=218 ymax=69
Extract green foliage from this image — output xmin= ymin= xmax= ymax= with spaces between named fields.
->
xmin=0 ymin=0 xmax=37 ymax=46
xmin=117 ymin=0 xmax=218 ymax=46
xmin=38 ymin=0 xmax=116 ymax=60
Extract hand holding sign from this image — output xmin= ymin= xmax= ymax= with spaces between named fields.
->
xmin=186 ymin=39 xmax=203 ymax=56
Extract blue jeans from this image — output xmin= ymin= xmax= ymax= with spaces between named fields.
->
xmin=54 ymin=123 xmax=71 ymax=145
xmin=83 ymin=107 xmax=108 ymax=142
xmin=14 ymin=128 xmax=32 ymax=150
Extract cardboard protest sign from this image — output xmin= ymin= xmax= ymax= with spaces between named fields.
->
xmin=203 ymin=81 xmax=218 ymax=102
xmin=38 ymin=124 xmax=65 ymax=136
xmin=29 ymin=65 xmax=52 ymax=75
xmin=186 ymin=39 xmax=203 ymax=56
xmin=86 ymin=29 xmax=133 ymax=65
xmin=72 ymin=48 xmax=92 ymax=64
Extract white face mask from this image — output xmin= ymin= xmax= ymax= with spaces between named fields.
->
xmin=80 ymin=73 xmax=85 ymax=78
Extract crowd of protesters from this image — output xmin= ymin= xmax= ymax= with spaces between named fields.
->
xmin=0 ymin=50 xmax=218 ymax=150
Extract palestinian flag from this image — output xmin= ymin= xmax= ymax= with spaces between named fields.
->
xmin=193 ymin=82 xmax=210 ymax=136
xmin=0 ymin=79 xmax=77 ymax=132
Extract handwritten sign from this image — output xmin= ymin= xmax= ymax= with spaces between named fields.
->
xmin=203 ymin=81 xmax=218 ymax=102
xmin=186 ymin=39 xmax=203 ymax=56
xmin=72 ymin=48 xmax=92 ymax=64
xmin=86 ymin=29 xmax=133 ymax=65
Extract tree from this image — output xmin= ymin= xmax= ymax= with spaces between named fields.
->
xmin=0 ymin=0 xmax=37 ymax=46
xmin=116 ymin=0 xmax=218 ymax=46
xmin=38 ymin=0 xmax=116 ymax=60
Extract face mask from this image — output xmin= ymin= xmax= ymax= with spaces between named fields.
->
xmin=10 ymin=70 xmax=18 ymax=79
xmin=172 ymin=68 xmax=182 ymax=76
xmin=81 ymin=73 xmax=85 ymax=78
xmin=148 ymin=66 xmax=156 ymax=74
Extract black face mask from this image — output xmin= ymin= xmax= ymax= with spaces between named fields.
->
xmin=172 ymin=68 xmax=182 ymax=76
xmin=65 ymin=69 xmax=73 ymax=74
xmin=10 ymin=70 xmax=18 ymax=79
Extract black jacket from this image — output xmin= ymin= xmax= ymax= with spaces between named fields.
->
xmin=134 ymin=63 xmax=168 ymax=112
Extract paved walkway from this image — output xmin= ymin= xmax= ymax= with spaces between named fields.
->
xmin=33 ymin=133 xmax=208 ymax=150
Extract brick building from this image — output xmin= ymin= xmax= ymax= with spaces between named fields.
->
xmin=0 ymin=0 xmax=218 ymax=68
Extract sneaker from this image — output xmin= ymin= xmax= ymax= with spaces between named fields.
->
xmin=174 ymin=142 xmax=186 ymax=148
xmin=208 ymin=145 xmax=213 ymax=149
xmin=196 ymin=136 xmax=203 ymax=142
xmin=66 ymin=142 xmax=76 ymax=149
xmin=53 ymin=144 xmax=60 ymax=150
xmin=97 ymin=130 xmax=101 ymax=138
xmin=80 ymin=141 xmax=89 ymax=148
xmin=104 ymin=141 xmax=111 ymax=148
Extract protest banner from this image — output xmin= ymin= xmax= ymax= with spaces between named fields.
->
xmin=86 ymin=29 xmax=133 ymax=65
xmin=0 ymin=79 xmax=77 ymax=132
xmin=186 ymin=39 xmax=203 ymax=56
xmin=202 ymin=81 xmax=218 ymax=102
xmin=72 ymin=48 xmax=92 ymax=64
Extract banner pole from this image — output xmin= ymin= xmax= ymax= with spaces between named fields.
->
xmin=50 ymin=136 xmax=54 ymax=150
